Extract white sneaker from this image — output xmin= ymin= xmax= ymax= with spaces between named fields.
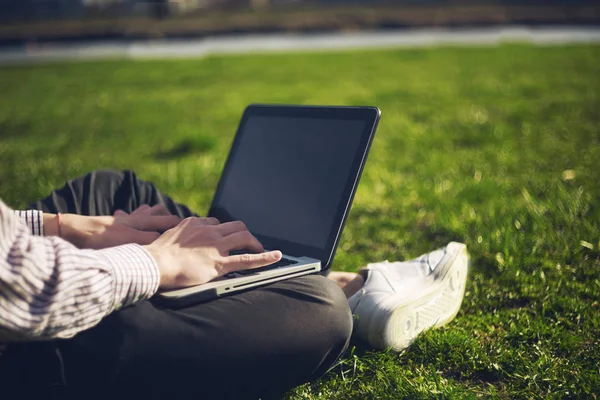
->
xmin=348 ymin=242 xmax=469 ymax=351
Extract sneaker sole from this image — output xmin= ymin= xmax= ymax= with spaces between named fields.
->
xmin=372 ymin=242 xmax=469 ymax=351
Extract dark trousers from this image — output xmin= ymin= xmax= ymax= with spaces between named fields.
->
xmin=0 ymin=170 xmax=353 ymax=400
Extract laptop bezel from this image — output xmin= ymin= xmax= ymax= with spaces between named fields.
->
xmin=208 ymin=104 xmax=380 ymax=271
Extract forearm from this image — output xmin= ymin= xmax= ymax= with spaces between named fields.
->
xmin=15 ymin=209 xmax=76 ymax=240
xmin=17 ymin=207 xmax=178 ymax=250
xmin=40 ymin=212 xmax=85 ymax=246
xmin=1 ymin=201 xmax=159 ymax=342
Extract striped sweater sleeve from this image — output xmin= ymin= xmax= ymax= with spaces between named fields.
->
xmin=15 ymin=209 xmax=44 ymax=236
xmin=0 ymin=200 xmax=160 ymax=341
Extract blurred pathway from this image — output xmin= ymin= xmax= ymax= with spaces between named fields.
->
xmin=1 ymin=26 xmax=599 ymax=64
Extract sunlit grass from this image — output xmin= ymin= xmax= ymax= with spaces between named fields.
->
xmin=1 ymin=44 xmax=599 ymax=398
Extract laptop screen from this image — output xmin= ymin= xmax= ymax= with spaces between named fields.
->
xmin=209 ymin=105 xmax=379 ymax=268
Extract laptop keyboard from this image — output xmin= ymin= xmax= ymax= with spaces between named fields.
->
xmin=225 ymin=256 xmax=298 ymax=278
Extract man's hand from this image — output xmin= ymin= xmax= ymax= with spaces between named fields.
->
xmin=45 ymin=205 xmax=181 ymax=249
xmin=145 ymin=217 xmax=283 ymax=290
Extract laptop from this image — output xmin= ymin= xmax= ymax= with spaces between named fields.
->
xmin=154 ymin=104 xmax=380 ymax=308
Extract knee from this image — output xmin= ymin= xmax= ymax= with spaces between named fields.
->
xmin=65 ymin=169 xmax=131 ymax=191
xmin=79 ymin=169 xmax=135 ymax=185
xmin=79 ymin=169 xmax=142 ymax=195
xmin=288 ymin=275 xmax=353 ymax=372
xmin=314 ymin=276 xmax=354 ymax=348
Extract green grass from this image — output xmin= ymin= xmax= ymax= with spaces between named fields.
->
xmin=1 ymin=44 xmax=599 ymax=398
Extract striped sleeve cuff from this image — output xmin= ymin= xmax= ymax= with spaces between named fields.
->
xmin=15 ymin=210 xmax=44 ymax=236
xmin=96 ymin=244 xmax=160 ymax=311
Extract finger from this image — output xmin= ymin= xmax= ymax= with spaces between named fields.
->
xmin=114 ymin=209 xmax=128 ymax=217
xmin=148 ymin=204 xmax=171 ymax=216
xmin=220 ymin=250 xmax=283 ymax=274
xmin=131 ymin=204 xmax=151 ymax=216
xmin=195 ymin=217 xmax=220 ymax=226
xmin=217 ymin=231 xmax=264 ymax=255
xmin=213 ymin=220 xmax=248 ymax=237
xmin=177 ymin=216 xmax=219 ymax=228
xmin=136 ymin=215 xmax=181 ymax=232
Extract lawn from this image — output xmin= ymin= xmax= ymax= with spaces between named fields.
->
xmin=0 ymin=44 xmax=599 ymax=398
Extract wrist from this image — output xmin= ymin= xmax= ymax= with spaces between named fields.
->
xmin=44 ymin=213 xmax=84 ymax=246
xmin=144 ymin=245 xmax=172 ymax=290
xmin=42 ymin=213 xmax=60 ymax=236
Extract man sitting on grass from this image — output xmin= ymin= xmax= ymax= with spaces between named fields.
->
xmin=0 ymin=170 xmax=469 ymax=399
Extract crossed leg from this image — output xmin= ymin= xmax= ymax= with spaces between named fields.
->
xmin=6 ymin=170 xmax=353 ymax=400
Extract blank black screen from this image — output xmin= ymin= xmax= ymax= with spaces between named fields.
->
xmin=213 ymin=115 xmax=366 ymax=250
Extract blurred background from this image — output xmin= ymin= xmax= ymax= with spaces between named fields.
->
xmin=1 ymin=0 xmax=599 ymax=48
